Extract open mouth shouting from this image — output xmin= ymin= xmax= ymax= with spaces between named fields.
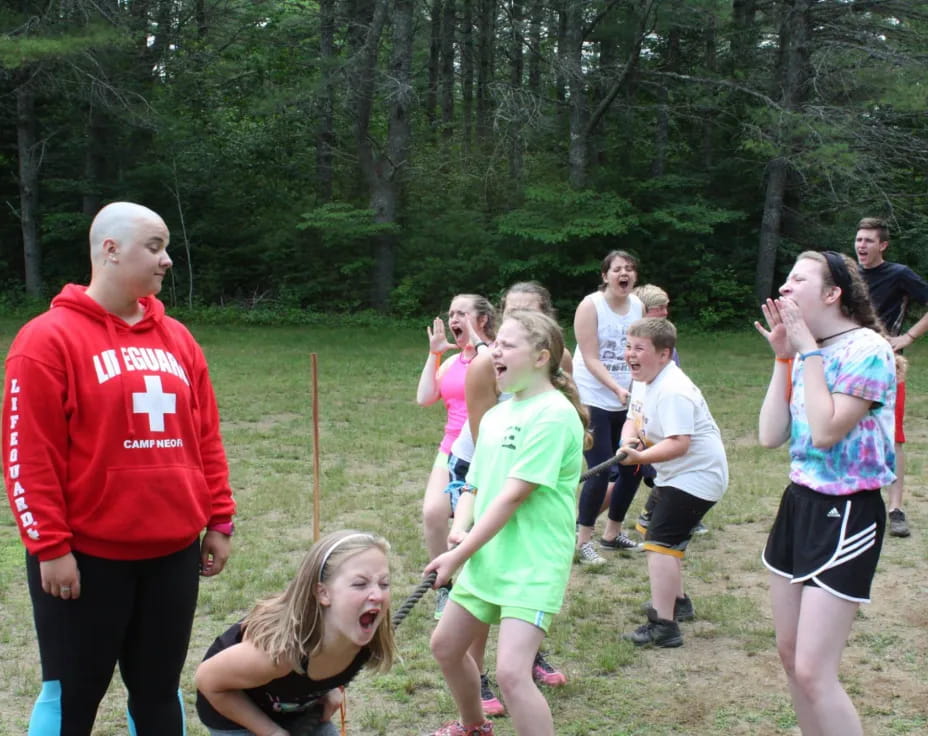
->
xmin=493 ymin=359 xmax=508 ymax=382
xmin=359 ymin=607 xmax=381 ymax=634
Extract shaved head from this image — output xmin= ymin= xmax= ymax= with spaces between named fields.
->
xmin=89 ymin=202 xmax=166 ymax=263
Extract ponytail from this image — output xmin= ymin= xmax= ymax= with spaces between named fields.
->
xmin=552 ymin=370 xmax=594 ymax=450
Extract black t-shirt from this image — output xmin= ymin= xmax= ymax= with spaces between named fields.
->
xmin=859 ymin=261 xmax=928 ymax=335
xmin=196 ymin=621 xmax=370 ymax=730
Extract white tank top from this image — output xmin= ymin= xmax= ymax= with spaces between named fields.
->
xmin=572 ymin=291 xmax=643 ymax=411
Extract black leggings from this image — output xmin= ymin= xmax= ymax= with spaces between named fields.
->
xmin=576 ymin=406 xmax=642 ymax=528
xmin=26 ymin=540 xmax=200 ymax=736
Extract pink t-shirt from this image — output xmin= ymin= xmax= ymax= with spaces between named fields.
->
xmin=438 ymin=353 xmax=471 ymax=454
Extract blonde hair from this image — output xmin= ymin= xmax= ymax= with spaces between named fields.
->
xmin=501 ymin=281 xmax=555 ymax=318
xmin=503 ymin=310 xmax=592 ymax=449
xmin=628 ymin=318 xmax=677 ymax=353
xmin=241 ymin=530 xmax=397 ymax=674
xmin=634 ymin=284 xmax=670 ymax=312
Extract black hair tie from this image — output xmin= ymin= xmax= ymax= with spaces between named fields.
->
xmin=822 ymin=250 xmax=853 ymax=304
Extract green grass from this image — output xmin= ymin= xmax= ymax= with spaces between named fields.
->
xmin=1 ymin=320 xmax=927 ymax=735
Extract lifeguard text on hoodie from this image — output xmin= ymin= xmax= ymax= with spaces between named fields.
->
xmin=3 ymin=284 xmax=236 ymax=562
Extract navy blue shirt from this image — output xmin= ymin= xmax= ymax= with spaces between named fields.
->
xmin=859 ymin=261 xmax=928 ymax=335
xmin=196 ymin=622 xmax=370 ymax=730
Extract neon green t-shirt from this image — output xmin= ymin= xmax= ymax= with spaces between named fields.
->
xmin=456 ymin=389 xmax=583 ymax=614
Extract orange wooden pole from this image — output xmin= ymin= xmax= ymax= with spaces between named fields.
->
xmin=311 ymin=353 xmax=321 ymax=542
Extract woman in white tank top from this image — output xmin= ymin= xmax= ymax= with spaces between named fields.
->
xmin=573 ymin=251 xmax=645 ymax=565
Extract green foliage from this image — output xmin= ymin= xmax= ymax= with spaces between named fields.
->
xmin=497 ymin=185 xmax=637 ymax=244
xmin=2 ymin=0 xmax=928 ymax=326
xmin=0 ymin=25 xmax=127 ymax=68
xmin=297 ymin=203 xmax=399 ymax=242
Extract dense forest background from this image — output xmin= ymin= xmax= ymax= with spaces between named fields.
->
xmin=2 ymin=0 xmax=927 ymax=327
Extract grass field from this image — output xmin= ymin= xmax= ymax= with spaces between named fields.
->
xmin=1 ymin=319 xmax=926 ymax=735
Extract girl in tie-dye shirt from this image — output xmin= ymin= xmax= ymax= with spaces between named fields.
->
xmin=755 ymin=250 xmax=896 ymax=736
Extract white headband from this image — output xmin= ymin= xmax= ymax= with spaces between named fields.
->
xmin=318 ymin=533 xmax=376 ymax=581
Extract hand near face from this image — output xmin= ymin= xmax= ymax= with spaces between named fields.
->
xmin=776 ymin=297 xmax=817 ymax=354
xmin=427 ymin=318 xmax=454 ymax=354
xmin=464 ymin=314 xmax=483 ymax=346
xmin=754 ymin=298 xmax=795 ymax=359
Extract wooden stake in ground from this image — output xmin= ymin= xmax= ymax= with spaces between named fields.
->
xmin=311 ymin=352 xmax=321 ymax=542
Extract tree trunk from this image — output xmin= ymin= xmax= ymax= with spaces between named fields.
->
xmin=195 ymin=0 xmax=208 ymax=38
xmin=369 ymin=0 xmax=414 ymax=310
xmin=527 ymin=0 xmax=542 ymax=98
xmin=565 ymin=0 xmax=587 ymax=188
xmin=17 ymin=78 xmax=42 ymax=298
xmin=461 ymin=0 xmax=474 ymax=153
xmin=508 ymin=0 xmax=524 ymax=183
xmin=83 ymin=101 xmax=106 ymax=217
xmin=353 ymin=0 xmax=389 ymax=197
xmin=317 ymin=0 xmax=336 ymax=201
xmin=753 ymin=0 xmax=812 ymax=302
xmin=425 ymin=0 xmax=442 ymax=131
xmin=731 ymin=0 xmax=757 ymax=74
xmin=756 ymin=157 xmax=788 ymax=302
xmin=651 ymin=21 xmax=679 ymax=178
xmin=555 ymin=0 xmax=568 ymax=105
xmin=439 ymin=0 xmax=456 ymax=135
xmin=475 ymin=0 xmax=496 ymax=145
xmin=702 ymin=12 xmax=716 ymax=170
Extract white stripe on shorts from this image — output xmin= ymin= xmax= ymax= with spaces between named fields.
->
xmin=794 ymin=499 xmax=877 ymax=583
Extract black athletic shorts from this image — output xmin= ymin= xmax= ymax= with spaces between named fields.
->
xmin=762 ymin=482 xmax=885 ymax=603
xmin=643 ymin=485 xmax=715 ymax=558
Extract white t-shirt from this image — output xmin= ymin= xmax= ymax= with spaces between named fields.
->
xmin=627 ymin=362 xmax=728 ymax=502
xmin=573 ymin=291 xmax=644 ymax=411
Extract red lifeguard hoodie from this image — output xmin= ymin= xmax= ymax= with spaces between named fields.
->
xmin=3 ymin=285 xmax=235 ymax=561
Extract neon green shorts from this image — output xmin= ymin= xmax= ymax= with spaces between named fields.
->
xmin=450 ymin=586 xmax=554 ymax=633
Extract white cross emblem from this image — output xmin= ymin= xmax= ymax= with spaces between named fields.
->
xmin=132 ymin=375 xmax=177 ymax=432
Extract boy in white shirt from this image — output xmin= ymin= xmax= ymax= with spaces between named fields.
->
xmin=617 ymin=318 xmax=729 ymax=647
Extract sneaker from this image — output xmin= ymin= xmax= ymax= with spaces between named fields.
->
xmin=480 ymin=673 xmax=505 ymax=717
xmin=888 ymin=508 xmax=911 ymax=538
xmin=635 ymin=511 xmax=651 ymax=536
xmin=623 ymin=607 xmax=683 ymax=648
xmin=430 ymin=720 xmax=495 ymax=736
xmin=577 ymin=541 xmax=606 ymax=566
xmin=690 ymin=521 xmax=709 ymax=535
xmin=434 ymin=586 xmax=451 ymax=620
xmin=640 ymin=594 xmax=695 ymax=622
xmin=532 ymin=651 xmax=567 ymax=687
xmin=599 ymin=533 xmax=643 ymax=552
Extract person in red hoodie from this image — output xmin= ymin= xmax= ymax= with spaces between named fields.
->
xmin=2 ymin=201 xmax=236 ymax=735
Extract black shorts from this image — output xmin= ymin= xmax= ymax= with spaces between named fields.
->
xmin=643 ymin=485 xmax=715 ymax=558
xmin=762 ymin=482 xmax=885 ymax=603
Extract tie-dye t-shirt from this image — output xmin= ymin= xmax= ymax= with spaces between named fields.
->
xmin=788 ymin=328 xmax=896 ymax=495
